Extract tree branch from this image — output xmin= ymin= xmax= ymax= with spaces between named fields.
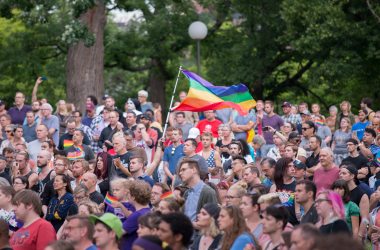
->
xmin=367 ymin=0 xmax=380 ymax=23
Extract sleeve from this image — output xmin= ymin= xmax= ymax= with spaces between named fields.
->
xmin=230 ymin=234 xmax=254 ymax=250
xmin=58 ymin=135 xmax=64 ymax=150
xmin=36 ymin=221 xmax=57 ymax=249
xmin=123 ymin=212 xmax=139 ymax=234
xmin=53 ymin=116 xmax=60 ymax=131
xmin=83 ymin=134 xmax=91 ymax=145
xmin=98 ymin=129 xmax=106 ymax=148
xmin=350 ymin=202 xmax=360 ymax=217
xmin=85 ymin=146 xmax=95 ymax=161
xmin=54 ymin=195 xmax=75 ymax=220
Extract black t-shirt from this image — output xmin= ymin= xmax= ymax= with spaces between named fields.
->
xmin=319 ymin=220 xmax=350 ymax=235
xmin=0 ymin=171 xmax=12 ymax=185
xmin=306 ymin=152 xmax=320 ymax=168
xmin=301 ymin=205 xmax=319 ymax=224
xmin=350 ymin=186 xmax=365 ymax=207
xmin=110 ymin=152 xmax=131 ymax=179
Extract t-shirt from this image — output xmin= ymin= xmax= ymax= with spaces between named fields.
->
xmin=232 ymin=111 xmax=256 ymax=140
xmin=316 ymin=125 xmax=332 ymax=142
xmin=262 ymin=114 xmax=284 ymax=144
xmin=109 ymin=152 xmax=131 ymax=180
xmin=65 ymin=144 xmax=95 ymax=162
xmin=344 ymin=201 xmax=360 ymax=231
xmin=333 ymin=130 xmax=352 ymax=154
xmin=42 ymin=115 xmax=60 ymax=146
xmin=313 ymin=166 xmax=339 ymax=193
xmin=342 ymin=154 xmax=369 ymax=182
xmin=121 ymin=207 xmax=151 ymax=250
xmin=319 ymin=220 xmax=350 ymax=235
xmin=231 ymin=232 xmax=256 ymax=250
xmin=196 ymin=119 xmax=222 ymax=138
xmin=163 ymin=144 xmax=185 ymax=174
xmin=10 ymin=218 xmax=56 ymax=250
xmin=352 ymin=121 xmax=370 ymax=141
xmin=8 ymin=105 xmax=32 ymax=125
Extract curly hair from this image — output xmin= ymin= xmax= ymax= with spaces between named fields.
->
xmin=129 ymin=180 xmax=151 ymax=205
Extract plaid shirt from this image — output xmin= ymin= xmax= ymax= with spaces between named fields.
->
xmin=90 ymin=116 xmax=108 ymax=153
xmin=281 ymin=114 xmax=302 ymax=125
xmin=78 ymin=123 xmax=93 ymax=149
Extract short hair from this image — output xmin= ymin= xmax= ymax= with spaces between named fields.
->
xmin=296 ymin=180 xmax=317 ymax=200
xmin=55 ymin=155 xmax=69 ymax=167
xmin=110 ymin=178 xmax=131 ymax=191
xmin=153 ymin=182 xmax=170 ymax=194
xmin=138 ymin=90 xmax=149 ymax=97
xmin=329 ymin=105 xmax=338 ymax=113
xmin=175 ymin=111 xmax=185 ymax=117
xmin=87 ymin=95 xmax=98 ymax=106
xmin=41 ymin=103 xmax=53 ymax=112
xmin=253 ymin=135 xmax=266 ymax=146
xmin=264 ymin=100 xmax=274 ymax=107
xmin=13 ymin=176 xmax=29 ymax=189
xmin=320 ymin=147 xmax=334 ymax=158
xmin=73 ymin=183 xmax=89 ymax=196
xmin=310 ymin=135 xmax=322 ymax=146
xmin=293 ymin=223 xmax=320 ymax=241
xmin=129 ymin=155 xmax=144 ymax=164
xmin=304 ymin=121 xmax=316 ymax=133
xmin=73 ymin=129 xmax=85 ymax=137
xmin=26 ymin=110 xmax=35 ymax=116
xmin=126 ymin=111 xmax=137 ymax=118
xmin=161 ymin=197 xmax=184 ymax=212
xmin=2 ymin=147 xmax=14 ymax=155
xmin=110 ymin=110 xmax=119 ymax=118
xmin=232 ymin=155 xmax=247 ymax=164
xmin=258 ymin=193 xmax=281 ymax=205
xmin=178 ymin=157 xmax=200 ymax=175
xmin=138 ymin=212 xmax=162 ymax=230
xmin=365 ymin=127 xmax=377 ymax=138
xmin=160 ymin=212 xmax=193 ymax=247
xmin=265 ymin=205 xmax=289 ymax=229
xmin=0 ymin=185 xmax=15 ymax=198
xmin=129 ymin=180 xmax=151 ymax=205
xmin=200 ymin=132 xmax=213 ymax=140
xmin=260 ymin=157 xmax=276 ymax=168
xmin=245 ymin=165 xmax=260 ymax=176
xmin=184 ymin=138 xmax=197 ymax=148
xmin=16 ymin=150 xmax=29 ymax=161
xmin=12 ymin=190 xmax=42 ymax=215
xmin=66 ymin=215 xmax=94 ymax=240
xmin=74 ymin=160 xmax=89 ymax=172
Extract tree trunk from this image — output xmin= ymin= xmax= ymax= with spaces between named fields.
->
xmin=251 ymin=79 xmax=264 ymax=100
xmin=66 ymin=1 xmax=106 ymax=112
xmin=148 ymin=59 xmax=167 ymax=110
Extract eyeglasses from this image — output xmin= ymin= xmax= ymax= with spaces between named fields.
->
xmin=5 ymin=130 xmax=12 ymax=133
xmin=315 ymin=198 xmax=331 ymax=204
xmin=302 ymin=127 xmax=310 ymax=131
xmin=179 ymin=167 xmax=191 ymax=173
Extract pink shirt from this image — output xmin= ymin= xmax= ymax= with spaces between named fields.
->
xmin=313 ymin=164 xmax=340 ymax=193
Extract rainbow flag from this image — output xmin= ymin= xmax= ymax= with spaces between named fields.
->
xmin=104 ymin=192 xmax=118 ymax=206
xmin=314 ymin=119 xmax=324 ymax=126
xmin=173 ymin=70 xmax=256 ymax=115
xmin=63 ymin=139 xmax=74 ymax=149
xmin=160 ymin=191 xmax=174 ymax=200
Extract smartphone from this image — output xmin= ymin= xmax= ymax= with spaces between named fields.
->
xmin=41 ymin=76 xmax=47 ymax=81
xmin=263 ymin=126 xmax=269 ymax=132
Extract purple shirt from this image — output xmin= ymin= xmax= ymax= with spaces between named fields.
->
xmin=105 ymin=202 xmax=135 ymax=223
xmin=8 ymin=105 xmax=32 ymax=125
xmin=121 ymin=207 xmax=151 ymax=250
xmin=262 ymin=114 xmax=284 ymax=144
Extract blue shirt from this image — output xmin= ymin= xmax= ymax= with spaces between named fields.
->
xmin=352 ymin=121 xmax=370 ymax=141
xmin=184 ymin=180 xmax=204 ymax=221
xmin=137 ymin=174 xmax=155 ymax=187
xmin=231 ymin=232 xmax=256 ymax=250
xmin=233 ymin=110 xmax=257 ymax=140
xmin=163 ymin=144 xmax=185 ymax=174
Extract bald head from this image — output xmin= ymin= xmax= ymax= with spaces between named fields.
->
xmin=37 ymin=150 xmax=51 ymax=168
xmin=82 ymin=172 xmax=97 ymax=191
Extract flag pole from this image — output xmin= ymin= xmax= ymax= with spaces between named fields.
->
xmin=162 ymin=65 xmax=182 ymax=137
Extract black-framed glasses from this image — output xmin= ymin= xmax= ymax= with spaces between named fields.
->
xmin=302 ymin=127 xmax=310 ymax=131
xmin=315 ymin=198 xmax=331 ymax=204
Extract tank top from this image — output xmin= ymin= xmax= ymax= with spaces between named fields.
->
xmin=199 ymin=150 xmax=216 ymax=168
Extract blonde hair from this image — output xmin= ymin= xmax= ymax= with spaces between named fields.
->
xmin=110 ymin=178 xmax=132 ymax=190
xmin=340 ymin=117 xmax=352 ymax=132
xmin=340 ymin=101 xmax=351 ymax=112
xmin=201 ymin=216 xmax=220 ymax=238
xmin=229 ymin=182 xmax=247 ymax=198
xmin=258 ymin=193 xmax=281 ymax=204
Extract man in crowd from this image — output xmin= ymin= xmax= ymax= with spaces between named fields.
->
xmin=174 ymin=112 xmax=192 ymax=140
xmin=0 ymin=155 xmax=11 ymax=184
xmin=72 ymin=110 xmax=93 ymax=142
xmin=13 ymin=151 xmax=40 ymax=193
xmin=37 ymin=150 xmax=53 ymax=188
xmin=352 ymin=109 xmax=370 ymax=141
xmin=90 ymin=213 xmax=123 ymax=250
xmin=261 ymin=157 xmax=276 ymax=188
xmin=90 ymin=107 xmax=111 ymax=153
xmin=243 ymin=165 xmax=262 ymax=190
xmin=82 ymin=172 xmax=104 ymax=205
xmin=65 ymin=129 xmax=95 ymax=163
xmin=313 ymin=148 xmax=339 ymax=192
xmin=262 ymin=100 xmax=284 ymax=157
xmin=290 ymin=224 xmax=321 ymax=250
xmin=163 ymin=127 xmax=185 ymax=185
xmin=359 ymin=128 xmax=380 ymax=159
xmin=10 ymin=190 xmax=56 ymax=250
xmin=70 ymin=160 xmax=89 ymax=190
xmin=262 ymin=205 xmax=289 ymax=249
xmin=342 ymin=138 xmax=369 ymax=183
xmin=110 ymin=134 xmax=131 ymax=179
xmin=138 ymin=90 xmax=154 ymax=113
xmin=150 ymin=182 xmax=171 ymax=211
xmin=135 ymin=114 xmax=158 ymax=164
xmin=23 ymin=111 xmax=37 ymax=143
xmin=300 ymin=121 xmax=326 ymax=155
xmin=294 ymin=180 xmax=319 ymax=224
xmin=123 ymin=130 xmax=147 ymax=164
xmin=58 ymin=118 xmax=91 ymax=151
xmin=40 ymin=103 xmax=60 ymax=146
xmin=129 ymin=155 xmax=154 ymax=186
xmin=305 ymin=135 xmax=322 ymax=179
xmin=196 ymin=110 xmax=222 ymax=138
xmin=83 ymin=102 xmax=97 ymax=127
xmin=0 ymin=114 xmax=11 ymax=139
xmin=179 ymin=158 xmax=218 ymax=221
xmin=360 ymin=97 xmax=375 ymax=122
xmin=227 ymin=155 xmax=247 ymax=183
xmin=0 ymin=100 xmax=6 ymax=116
xmin=64 ymin=215 xmax=97 ymax=250
xmin=8 ymin=92 xmax=31 ymax=125
xmin=281 ymin=101 xmax=301 ymax=125
xmin=125 ymin=111 xmax=137 ymax=131
xmin=230 ymin=109 xmax=256 ymax=140
xmin=293 ymin=160 xmax=306 ymax=182
xmin=98 ymin=111 xmax=121 ymax=151
xmin=104 ymin=96 xmax=123 ymax=123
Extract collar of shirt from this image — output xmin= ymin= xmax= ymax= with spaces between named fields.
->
xmin=189 ymin=180 xmax=204 ymax=193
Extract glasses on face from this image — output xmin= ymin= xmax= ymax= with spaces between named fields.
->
xmin=226 ymin=195 xmax=241 ymax=200
xmin=302 ymin=127 xmax=310 ymax=131
xmin=315 ymin=198 xmax=331 ymax=204
xmin=5 ymin=130 xmax=12 ymax=133
xmin=179 ymin=167 xmax=191 ymax=173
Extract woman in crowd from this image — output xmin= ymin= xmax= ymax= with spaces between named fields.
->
xmin=215 ymin=124 xmax=234 ymax=163
xmin=199 ymin=132 xmax=222 ymax=180
xmin=315 ymin=189 xmax=350 ymax=235
xmin=270 ymin=157 xmax=296 ymax=193
xmin=217 ymin=181 xmax=230 ymax=206
xmin=332 ymin=117 xmax=352 ymax=165
xmin=94 ymin=152 xmax=110 ymax=197
xmin=326 ymin=105 xmax=338 ymax=133
xmin=332 ymin=179 xmax=360 ymax=238
xmin=41 ymin=138 xmax=58 ymax=159
xmin=46 ymin=174 xmax=75 ymax=232
xmin=137 ymin=212 xmax=162 ymax=237
xmin=218 ymin=205 xmax=258 ymax=250
xmin=55 ymin=100 xmax=69 ymax=137
xmin=77 ymin=199 xmax=101 ymax=215
xmin=121 ymin=180 xmax=151 ymax=250
xmin=0 ymin=125 xmax=22 ymax=153
xmin=238 ymin=139 xmax=254 ymax=163
xmin=191 ymin=203 xmax=222 ymax=250
xmin=226 ymin=182 xmax=247 ymax=207
xmin=125 ymin=98 xmax=142 ymax=116
xmin=280 ymin=122 xmax=295 ymax=140
xmin=335 ymin=101 xmax=355 ymax=131
xmin=157 ymin=197 xmax=183 ymax=214
xmin=240 ymin=192 xmax=267 ymax=246
xmin=313 ymin=114 xmax=332 ymax=146
xmin=12 ymin=176 xmax=28 ymax=192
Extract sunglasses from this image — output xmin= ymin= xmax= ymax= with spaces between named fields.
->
xmin=302 ymin=127 xmax=310 ymax=131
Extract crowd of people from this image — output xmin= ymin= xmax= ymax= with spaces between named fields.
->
xmin=0 ymin=77 xmax=379 ymax=250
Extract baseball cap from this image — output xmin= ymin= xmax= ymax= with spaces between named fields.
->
xmin=293 ymin=159 xmax=306 ymax=170
xmin=187 ymin=128 xmax=200 ymax=139
xmin=281 ymin=102 xmax=291 ymax=108
xmin=86 ymin=103 xmax=95 ymax=111
xmin=140 ymin=114 xmax=152 ymax=121
xmin=89 ymin=213 xmax=123 ymax=239
xmin=288 ymin=131 xmax=300 ymax=140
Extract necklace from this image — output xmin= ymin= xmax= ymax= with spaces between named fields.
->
xmin=200 ymin=235 xmax=213 ymax=250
